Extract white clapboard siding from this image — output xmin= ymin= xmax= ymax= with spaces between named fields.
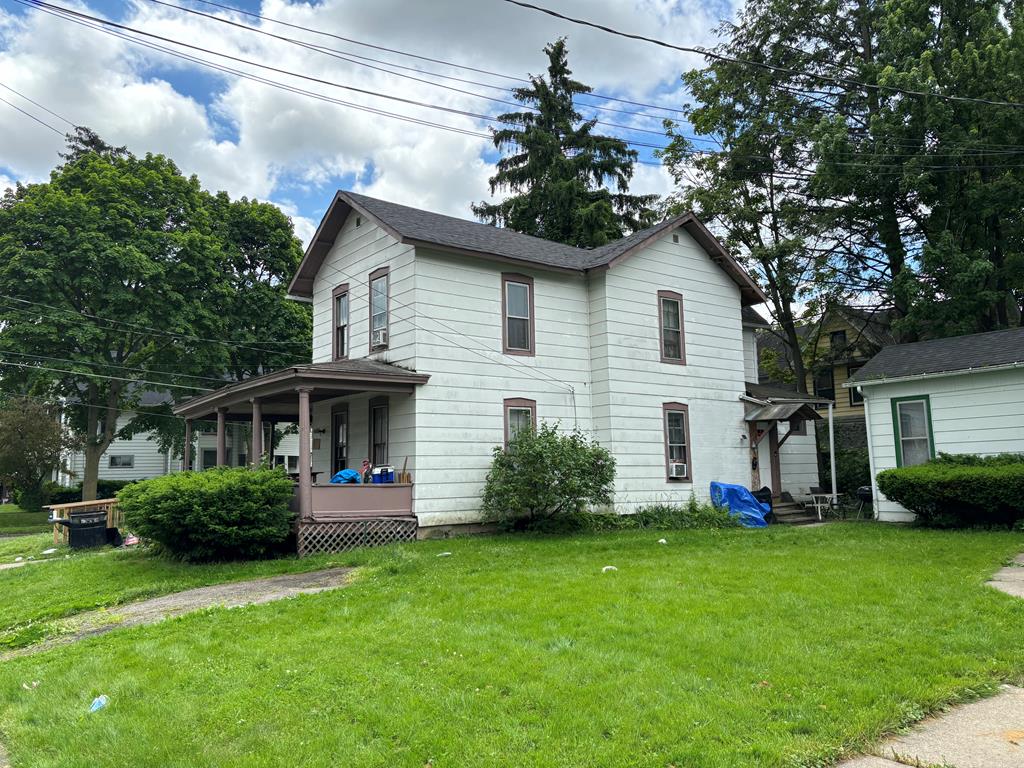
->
xmin=863 ymin=367 xmax=1024 ymax=521
xmin=593 ymin=229 xmax=750 ymax=510
xmin=410 ymin=249 xmax=592 ymax=526
xmin=311 ymin=215 xmax=416 ymax=367
xmin=777 ymin=422 xmax=819 ymax=500
xmin=64 ymin=414 xmax=174 ymax=483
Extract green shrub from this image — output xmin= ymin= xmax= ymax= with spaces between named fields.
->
xmin=835 ymin=448 xmax=871 ymax=495
xmin=118 ymin=467 xmax=295 ymax=561
xmin=535 ymin=496 xmax=740 ymax=533
xmin=481 ymin=423 xmax=615 ymax=530
xmin=49 ymin=479 xmax=137 ymax=506
xmin=876 ymin=456 xmax=1024 ymax=528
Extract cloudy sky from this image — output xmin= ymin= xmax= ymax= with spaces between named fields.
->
xmin=0 ymin=0 xmax=738 ymax=245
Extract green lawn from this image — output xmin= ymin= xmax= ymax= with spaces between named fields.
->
xmin=0 ymin=534 xmax=365 ymax=649
xmin=0 ymin=504 xmax=50 ymax=536
xmin=0 ymin=525 xmax=1022 ymax=767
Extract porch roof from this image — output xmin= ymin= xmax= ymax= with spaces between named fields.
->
xmin=172 ymin=359 xmax=429 ymax=420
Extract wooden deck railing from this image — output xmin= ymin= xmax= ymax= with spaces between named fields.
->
xmin=46 ymin=498 xmax=121 ymax=545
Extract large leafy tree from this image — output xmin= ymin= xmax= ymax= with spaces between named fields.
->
xmin=473 ymin=38 xmax=658 ymax=247
xmin=0 ymin=396 xmax=78 ymax=511
xmin=667 ymin=0 xmax=1024 ymax=358
xmin=0 ymin=129 xmax=310 ymax=499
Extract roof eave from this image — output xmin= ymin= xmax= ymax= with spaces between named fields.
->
xmin=846 ymin=360 xmax=1024 ymax=389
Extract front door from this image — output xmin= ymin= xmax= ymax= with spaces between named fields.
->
xmin=331 ymin=407 xmax=348 ymax=474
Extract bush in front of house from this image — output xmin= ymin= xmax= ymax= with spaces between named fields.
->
xmin=481 ymin=422 xmax=615 ymax=529
xmin=118 ymin=467 xmax=295 ymax=560
xmin=583 ymin=497 xmax=740 ymax=531
xmin=875 ymin=454 xmax=1024 ymax=528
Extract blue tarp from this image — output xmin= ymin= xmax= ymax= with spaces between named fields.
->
xmin=329 ymin=469 xmax=362 ymax=484
xmin=710 ymin=481 xmax=770 ymax=527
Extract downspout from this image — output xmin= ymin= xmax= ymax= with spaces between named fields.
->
xmin=828 ymin=402 xmax=837 ymax=505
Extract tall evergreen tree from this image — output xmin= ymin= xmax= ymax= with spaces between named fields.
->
xmin=473 ymin=39 xmax=657 ymax=247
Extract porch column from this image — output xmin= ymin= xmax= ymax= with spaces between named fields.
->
xmin=216 ymin=407 xmax=227 ymax=467
xmin=250 ymin=398 xmax=263 ymax=467
xmin=183 ymin=418 xmax=193 ymax=471
xmin=297 ymin=387 xmax=312 ymax=520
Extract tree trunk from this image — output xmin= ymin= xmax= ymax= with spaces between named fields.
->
xmin=82 ymin=444 xmax=102 ymax=501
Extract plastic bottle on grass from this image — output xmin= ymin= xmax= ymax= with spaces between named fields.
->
xmin=89 ymin=695 xmax=109 ymax=713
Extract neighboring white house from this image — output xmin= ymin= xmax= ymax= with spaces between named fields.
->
xmin=57 ymin=391 xmax=301 ymax=487
xmin=846 ymin=326 xmax=1024 ymax=522
xmin=174 ymin=191 xmax=824 ymax=534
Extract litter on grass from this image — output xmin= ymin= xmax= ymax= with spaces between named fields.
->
xmin=658 ymin=538 xmax=667 ymax=545
xmin=41 ymin=548 xmax=57 ymax=555
xmin=21 ymin=681 xmax=39 ymax=691
xmin=602 ymin=565 xmax=618 ymax=573
xmin=89 ymin=695 xmax=109 ymax=713
xmin=14 ymin=557 xmax=22 ymax=563
xmin=437 ymin=552 xmax=453 ymax=558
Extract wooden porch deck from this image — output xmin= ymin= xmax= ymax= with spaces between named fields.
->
xmin=296 ymin=483 xmax=418 ymax=556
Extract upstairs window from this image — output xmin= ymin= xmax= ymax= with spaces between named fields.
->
xmin=332 ymin=283 xmax=349 ymax=360
xmin=504 ymin=397 xmax=537 ymax=444
xmin=893 ymin=396 xmax=933 ymax=467
xmin=847 ymin=364 xmax=864 ymax=405
xmin=332 ymin=406 xmax=349 ymax=473
xmin=813 ymin=368 xmax=835 ymax=401
xmin=657 ymin=290 xmax=685 ymax=364
xmin=502 ymin=273 xmax=534 ymax=355
xmin=663 ymin=403 xmax=691 ymax=481
xmin=369 ymin=267 xmax=389 ymax=351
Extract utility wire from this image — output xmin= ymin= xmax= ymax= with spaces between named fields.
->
xmin=0 ymin=94 xmax=63 ymax=134
xmin=184 ymin=0 xmax=687 ymax=117
xmin=144 ymin=0 xmax=683 ymax=142
xmin=501 ymin=0 xmax=1024 ymax=110
xmin=0 ymin=81 xmax=76 ymax=127
xmin=0 ymin=350 xmax=233 ymax=384
xmin=0 ymin=294 xmax=309 ymax=355
xmin=0 ymin=360 xmax=212 ymax=391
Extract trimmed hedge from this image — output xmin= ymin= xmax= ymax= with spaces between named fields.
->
xmin=876 ymin=454 xmax=1024 ymax=528
xmin=118 ymin=467 xmax=295 ymax=561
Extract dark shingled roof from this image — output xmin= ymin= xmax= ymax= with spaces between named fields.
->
xmin=741 ymin=306 xmax=769 ymax=328
xmin=290 ymin=191 xmax=766 ymax=305
xmin=848 ymin=326 xmax=1024 ymax=384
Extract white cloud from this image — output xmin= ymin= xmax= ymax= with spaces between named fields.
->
xmin=0 ymin=0 xmax=739 ymax=229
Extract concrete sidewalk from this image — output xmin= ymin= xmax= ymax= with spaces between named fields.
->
xmin=838 ymin=553 xmax=1024 ymax=767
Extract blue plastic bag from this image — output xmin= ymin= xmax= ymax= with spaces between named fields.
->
xmin=710 ymin=482 xmax=769 ymax=527
xmin=329 ymin=469 xmax=361 ymax=484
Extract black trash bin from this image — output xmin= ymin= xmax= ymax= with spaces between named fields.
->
xmin=52 ymin=511 xmax=109 ymax=549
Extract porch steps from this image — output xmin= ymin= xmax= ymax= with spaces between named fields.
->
xmin=771 ymin=501 xmax=820 ymax=526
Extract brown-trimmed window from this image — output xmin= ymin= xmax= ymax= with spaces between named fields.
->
xmin=331 ymin=404 xmax=349 ymax=473
xmin=503 ymin=397 xmax=537 ymax=445
xmin=369 ymin=266 xmax=389 ymax=351
xmin=663 ymin=402 xmax=691 ymax=481
xmin=332 ymin=283 xmax=349 ymax=360
xmin=848 ymin=364 xmax=864 ymax=405
xmin=369 ymin=397 xmax=389 ymax=466
xmin=658 ymin=290 xmax=685 ymax=364
xmin=502 ymin=273 xmax=535 ymax=355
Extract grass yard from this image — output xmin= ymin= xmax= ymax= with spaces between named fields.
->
xmin=0 ymin=534 xmax=363 ymax=650
xmin=0 ymin=524 xmax=1022 ymax=767
xmin=0 ymin=504 xmax=50 ymax=536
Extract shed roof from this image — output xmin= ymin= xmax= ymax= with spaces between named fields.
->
xmin=847 ymin=326 xmax=1024 ymax=385
xmin=289 ymin=191 xmax=766 ymax=305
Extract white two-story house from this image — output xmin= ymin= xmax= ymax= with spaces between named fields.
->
xmin=174 ymin=191 xmax=820 ymax=551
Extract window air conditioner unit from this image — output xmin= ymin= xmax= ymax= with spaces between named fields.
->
xmin=371 ymin=328 xmax=388 ymax=348
xmin=668 ymin=462 xmax=688 ymax=479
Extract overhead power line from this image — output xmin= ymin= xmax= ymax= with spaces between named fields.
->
xmin=501 ymin=0 xmax=1024 ymax=110
xmin=0 ymin=360 xmax=211 ymax=391
xmin=0 ymin=294 xmax=309 ymax=355
xmin=184 ymin=0 xmax=688 ymax=117
xmin=144 ymin=0 xmax=685 ymax=142
xmin=0 ymin=94 xmax=64 ymax=135
xmin=0 ymin=81 xmax=76 ymax=127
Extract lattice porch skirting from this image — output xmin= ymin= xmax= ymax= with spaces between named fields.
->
xmin=297 ymin=517 xmax=419 ymax=556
